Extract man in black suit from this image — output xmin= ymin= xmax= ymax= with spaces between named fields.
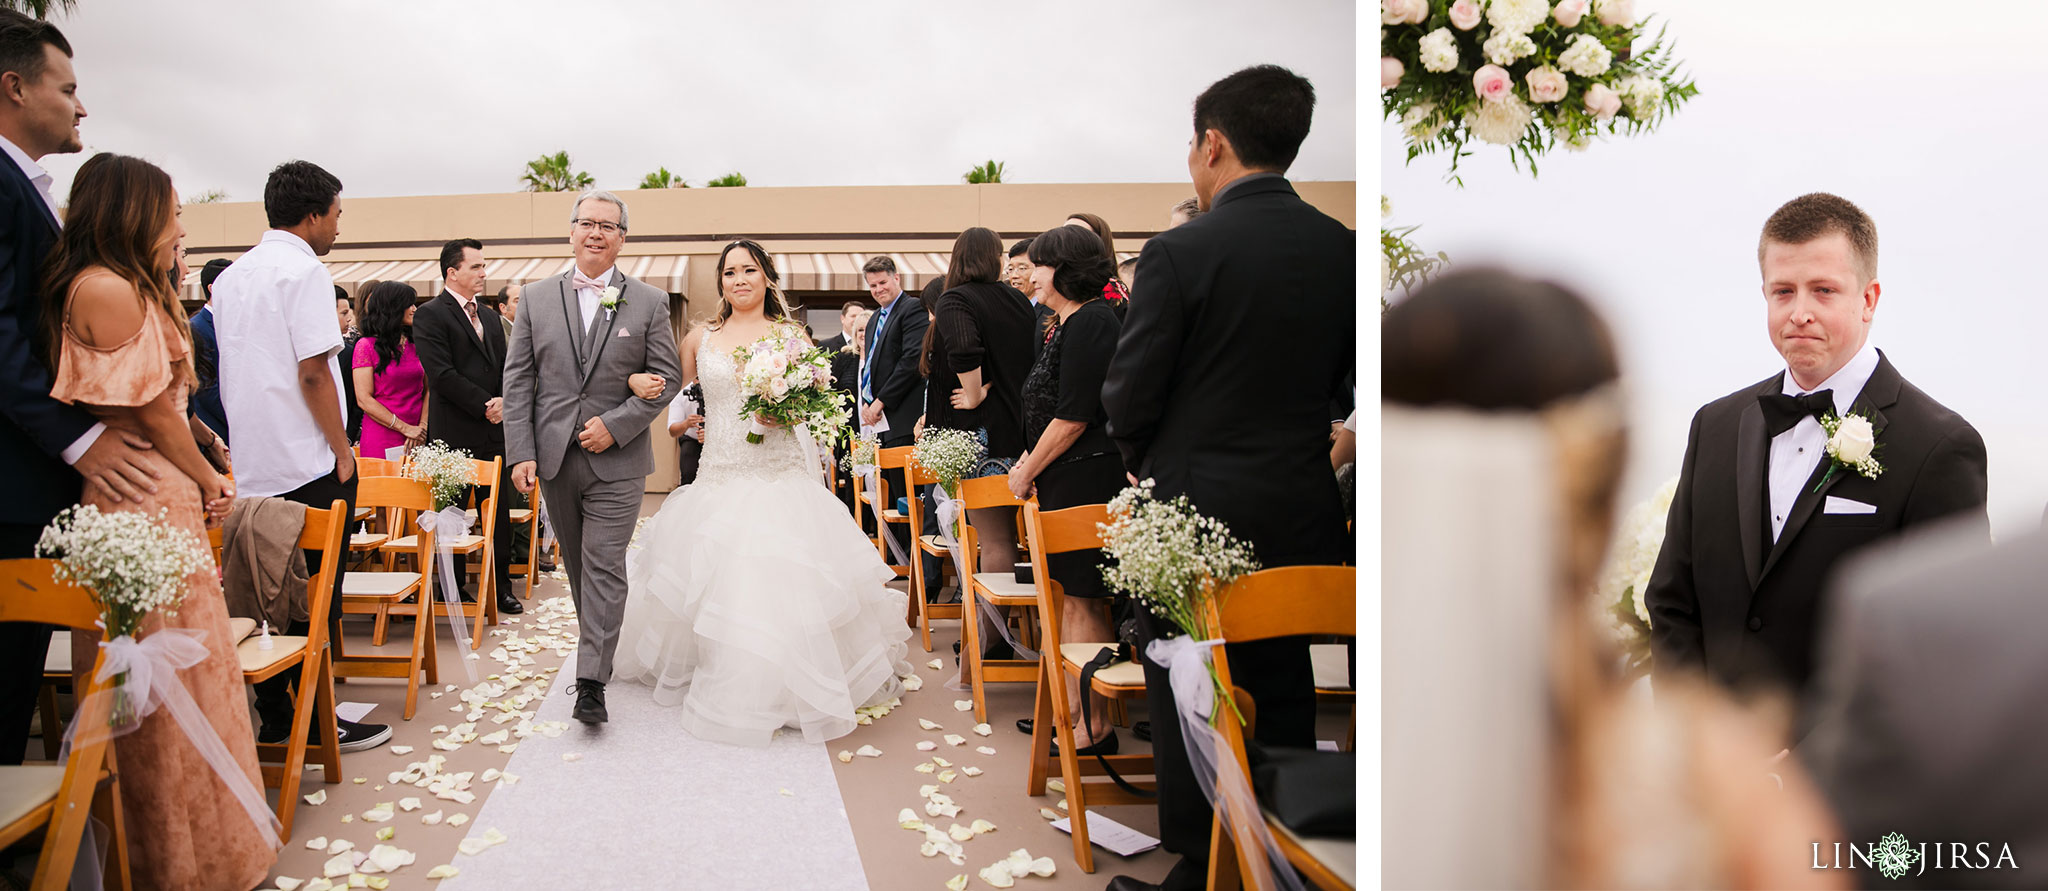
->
xmin=412 ymin=237 xmax=522 ymax=615
xmin=1646 ymin=193 xmax=1987 ymax=713
xmin=822 ymin=301 xmax=865 ymax=512
xmin=1101 ymin=65 xmax=1353 ymax=891
xmin=857 ymin=256 xmax=935 ymax=593
xmin=189 ymin=257 xmax=233 ymax=446
xmin=0 ymin=13 xmax=165 ymax=766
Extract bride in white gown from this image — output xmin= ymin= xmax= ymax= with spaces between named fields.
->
xmin=613 ymin=240 xmax=912 ymax=746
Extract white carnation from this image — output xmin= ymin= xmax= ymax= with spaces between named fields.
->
xmin=1616 ymin=75 xmax=1664 ymax=117
xmin=1482 ymin=31 xmax=1536 ymax=66
xmin=1417 ymin=28 xmax=1459 ymax=73
xmin=1486 ymin=0 xmax=1551 ymax=35
xmin=1401 ymin=102 xmax=1445 ymax=140
xmin=1466 ymin=93 xmax=1534 ymax=145
xmin=1557 ymin=33 xmax=1613 ymax=77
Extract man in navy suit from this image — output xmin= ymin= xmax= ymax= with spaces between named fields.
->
xmin=0 ymin=12 xmax=162 ymax=765
xmin=189 ymin=257 xmax=232 ymax=445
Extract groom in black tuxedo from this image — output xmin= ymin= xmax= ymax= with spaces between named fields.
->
xmin=1646 ymin=193 xmax=1987 ymax=712
xmin=413 ymin=237 xmax=522 ymax=615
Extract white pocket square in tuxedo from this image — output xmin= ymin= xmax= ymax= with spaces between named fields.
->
xmin=1824 ymin=496 xmax=1877 ymax=515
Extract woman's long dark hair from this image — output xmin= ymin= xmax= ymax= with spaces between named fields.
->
xmin=1064 ymin=212 xmax=1120 ymax=284
xmin=921 ymin=227 xmax=1007 ymax=378
xmin=917 ymin=277 xmax=947 ymax=378
xmin=40 ymin=153 xmax=195 ymax=386
xmin=711 ymin=239 xmax=796 ymax=330
xmin=359 ymin=281 xmax=417 ymax=374
xmin=1027 ymin=225 xmax=1114 ymax=306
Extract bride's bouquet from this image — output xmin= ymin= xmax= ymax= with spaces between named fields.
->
xmin=1097 ymin=480 xmax=1260 ymax=725
xmin=733 ymin=325 xmax=850 ymax=447
xmin=1594 ymin=476 xmax=1675 ymax=680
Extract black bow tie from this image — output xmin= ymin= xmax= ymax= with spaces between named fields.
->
xmin=1760 ymin=389 xmax=1836 ymax=437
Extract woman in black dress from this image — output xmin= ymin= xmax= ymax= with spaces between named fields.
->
xmin=1005 ymin=224 xmax=1126 ymax=752
xmin=920 ymin=227 xmax=1036 ymax=573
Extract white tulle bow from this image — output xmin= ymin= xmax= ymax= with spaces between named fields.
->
xmin=414 ymin=505 xmax=480 ymax=682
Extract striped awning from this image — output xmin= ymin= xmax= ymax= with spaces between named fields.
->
xmin=769 ymin=252 xmax=1139 ymax=293
xmin=181 ymin=252 xmax=692 ymax=303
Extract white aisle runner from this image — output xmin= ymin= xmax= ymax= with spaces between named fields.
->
xmin=441 ymin=657 xmax=871 ymax=890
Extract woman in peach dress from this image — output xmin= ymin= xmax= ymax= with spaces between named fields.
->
xmin=44 ymin=153 xmax=274 ymax=889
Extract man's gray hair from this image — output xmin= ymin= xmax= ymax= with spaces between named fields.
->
xmin=571 ymin=189 xmax=630 ymax=232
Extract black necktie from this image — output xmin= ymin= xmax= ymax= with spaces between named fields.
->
xmin=1759 ymin=390 xmax=1835 ymax=437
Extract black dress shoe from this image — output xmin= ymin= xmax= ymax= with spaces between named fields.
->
xmin=1052 ymin=730 xmax=1118 ymax=758
xmin=572 ymin=680 xmax=608 ymax=724
xmin=497 ymin=590 xmax=524 ymax=615
xmin=1016 ymin=718 xmax=1034 ymax=735
xmin=1104 ymin=876 xmax=1164 ymax=891
xmin=1133 ymin=720 xmax=1151 ymax=743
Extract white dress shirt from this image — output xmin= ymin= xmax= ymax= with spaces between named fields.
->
xmin=1767 ymin=341 xmax=1881 ymax=542
xmin=573 ymin=266 xmax=614 ymax=333
xmin=666 ymin=386 xmax=702 ymax=442
xmin=212 ymin=230 xmax=348 ymax=497
xmin=1 ymin=132 xmax=105 ymax=463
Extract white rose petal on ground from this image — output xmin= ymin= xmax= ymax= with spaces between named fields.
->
xmin=948 ymin=823 xmax=975 ymax=842
xmin=914 ymin=763 xmax=936 ymax=774
xmin=362 ymin=803 xmax=395 ymax=822
xmin=919 ymin=719 xmax=943 ymax=731
xmin=398 ymin=798 xmax=420 ymax=812
xmin=275 ymin=878 xmax=305 ymax=891
xmin=920 ymin=784 xmax=940 ymax=798
xmin=374 ymin=827 xmax=394 ymax=841
xmin=977 ymin=862 xmax=1017 ymax=889
xmin=856 ymin=745 xmax=883 ymax=758
xmin=339 ymin=815 xmax=353 ymax=823
xmin=953 ymin=700 xmax=974 ymax=712
xmin=421 ymin=810 xmax=443 ymax=825
xmin=901 ymin=675 xmax=924 ymax=691
xmin=943 ymin=734 xmax=966 ymax=747
xmin=304 ymin=836 xmax=329 ymax=851
xmin=938 ymin=770 xmax=958 ymax=784
xmin=324 ymin=839 xmax=352 ymax=855
xmin=446 ymin=814 xmax=470 ymax=827
xmin=837 ymin=750 xmax=854 ymax=762
xmin=928 ymin=659 xmax=944 ymax=670
xmin=1045 ymin=779 xmax=1065 ymax=794
xmin=1038 ymin=808 xmax=1059 ymax=821
xmin=425 ymin=865 xmax=459 ymax=880
xmin=972 ymin=723 xmax=991 ymax=737
xmin=1027 ymin=857 xmax=1055 ymax=877
xmin=898 ymin=808 xmax=924 ymax=829
xmin=389 ymin=746 xmax=413 ymax=755
xmin=946 ymin=875 xmax=968 ymax=891
xmin=779 ymin=788 xmax=794 ymax=797
xmin=976 ymin=746 xmax=996 ymax=756
xmin=303 ymin=790 xmax=327 ymax=806
xmin=561 ymin=753 xmax=581 ymax=762
xmin=970 ymin=819 xmax=997 ymax=835
xmin=322 ymin=853 xmax=354 ymax=878
xmin=962 ymin=767 xmax=983 ymax=777
xmin=917 ymin=741 xmax=938 ymax=751
xmin=931 ymin=756 xmax=952 ymax=768
xmin=480 ymin=769 xmax=501 ymax=783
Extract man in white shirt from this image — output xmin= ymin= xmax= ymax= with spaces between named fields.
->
xmin=213 ymin=159 xmax=391 ymax=753
xmin=665 ymin=378 xmax=703 ymax=485
xmin=0 ymin=11 xmax=165 ymax=766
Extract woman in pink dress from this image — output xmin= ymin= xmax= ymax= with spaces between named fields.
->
xmin=43 ymin=154 xmax=275 ymax=889
xmin=352 ymin=281 xmax=428 ymax=459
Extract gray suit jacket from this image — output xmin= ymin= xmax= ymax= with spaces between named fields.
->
xmin=1800 ymin=517 xmax=2048 ymax=889
xmin=503 ymin=268 xmax=682 ymax=483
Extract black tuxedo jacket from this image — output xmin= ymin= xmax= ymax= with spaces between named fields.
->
xmin=1102 ymin=175 xmax=1353 ymax=567
xmin=1646 ymin=352 xmax=1989 ymax=699
xmin=0 ymin=152 xmax=91 ymax=526
xmin=862 ymin=294 xmax=928 ymax=445
xmin=413 ymin=291 xmax=509 ymax=456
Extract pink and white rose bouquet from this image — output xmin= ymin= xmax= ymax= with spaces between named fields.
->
xmin=732 ymin=324 xmax=851 ymax=447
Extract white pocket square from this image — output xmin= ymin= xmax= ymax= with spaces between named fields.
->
xmin=1824 ymin=496 xmax=1876 ymax=515
xmin=616 ymin=328 xmax=632 ymax=337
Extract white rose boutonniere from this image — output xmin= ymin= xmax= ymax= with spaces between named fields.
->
xmin=600 ymin=285 xmax=623 ymax=320
xmin=1817 ymin=412 xmax=1883 ymax=490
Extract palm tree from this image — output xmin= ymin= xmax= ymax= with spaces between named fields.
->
xmin=963 ymin=160 xmax=1005 ymax=184
xmin=520 ymin=151 xmax=594 ymax=193
xmin=0 ymin=0 xmax=77 ymax=18
xmin=638 ymin=167 xmax=690 ymax=189
xmin=187 ymin=189 xmax=228 ymax=204
xmin=706 ymin=172 xmax=748 ymax=188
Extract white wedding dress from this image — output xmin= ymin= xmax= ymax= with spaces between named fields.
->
xmin=612 ymin=334 xmax=912 ymax=745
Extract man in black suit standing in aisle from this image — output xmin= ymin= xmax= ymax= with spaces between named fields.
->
xmin=0 ymin=12 xmax=165 ymax=766
xmin=1646 ymin=193 xmax=1987 ymax=716
xmin=413 ymin=237 xmax=522 ymax=615
xmin=858 ymin=256 xmax=935 ymax=594
xmin=1101 ymin=65 xmax=1353 ymax=891
xmin=821 ymin=300 xmax=865 ymax=513
xmin=190 ymin=258 xmax=234 ymax=446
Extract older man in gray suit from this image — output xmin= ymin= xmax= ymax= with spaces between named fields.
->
xmin=505 ymin=189 xmax=682 ymax=724
xmin=1800 ymin=516 xmax=2045 ymax=888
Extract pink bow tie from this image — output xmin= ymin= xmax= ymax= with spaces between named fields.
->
xmin=573 ymin=271 xmax=609 ymax=293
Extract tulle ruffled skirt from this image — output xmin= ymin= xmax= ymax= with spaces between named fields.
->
xmin=615 ymin=469 xmax=913 ymax=746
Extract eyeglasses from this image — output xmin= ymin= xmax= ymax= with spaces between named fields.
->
xmin=573 ymin=219 xmax=624 ymax=236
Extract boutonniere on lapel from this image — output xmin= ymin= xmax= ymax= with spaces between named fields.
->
xmin=600 ymin=286 xmax=623 ymax=321
xmin=1816 ymin=411 xmax=1884 ymax=490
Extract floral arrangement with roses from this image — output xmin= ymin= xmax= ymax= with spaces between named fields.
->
xmin=1593 ymin=475 xmax=1675 ymax=680
xmin=1381 ymin=0 xmax=1698 ymax=181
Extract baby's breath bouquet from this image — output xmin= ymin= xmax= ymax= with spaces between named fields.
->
xmin=911 ymin=428 xmax=985 ymax=499
xmin=402 ymin=440 xmax=476 ymax=511
xmin=1097 ymin=480 xmax=1260 ymax=725
xmin=36 ymin=505 xmax=214 ymax=725
xmin=841 ymin=434 xmax=879 ymax=474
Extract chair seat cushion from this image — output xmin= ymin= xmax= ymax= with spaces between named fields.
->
xmin=350 ymin=532 xmax=390 ymax=550
xmin=383 ymin=534 xmax=484 ymax=551
xmin=342 ymin=572 xmax=422 ymax=599
xmin=352 ymin=507 xmax=374 ymax=522
xmin=43 ymin=631 xmax=70 ymax=675
xmin=0 ymin=764 xmax=66 ymax=830
xmin=237 ymin=635 xmax=308 ymax=674
xmin=1310 ymin=643 xmax=1351 ymax=691
xmin=1059 ymin=643 xmax=1145 ymax=687
xmin=881 ymin=510 xmax=907 ymax=522
xmin=227 ymin=617 xmax=258 ymax=644
xmin=1272 ymin=813 xmax=1356 ymax=888
xmin=509 ymin=509 xmax=534 ymax=523
xmin=917 ymin=534 xmax=949 ymax=554
xmin=970 ymin=572 xmax=1037 ymax=603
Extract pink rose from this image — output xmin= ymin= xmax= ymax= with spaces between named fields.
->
xmin=1381 ymin=56 xmax=1405 ymax=89
xmin=1448 ymin=0 xmax=1482 ymax=30
xmin=1472 ymin=65 xmax=1513 ymax=104
xmin=1583 ymin=82 xmax=1622 ymax=120
xmin=1525 ymin=67 xmax=1568 ymax=104
xmin=1596 ymin=0 xmax=1635 ymax=27
xmin=1553 ymin=0 xmax=1589 ymax=27
xmin=1382 ymin=0 xmax=1428 ymax=25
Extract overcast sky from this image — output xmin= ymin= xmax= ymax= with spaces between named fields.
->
xmin=36 ymin=0 xmax=1355 ymax=202
xmin=1381 ymin=0 xmax=2048 ymax=538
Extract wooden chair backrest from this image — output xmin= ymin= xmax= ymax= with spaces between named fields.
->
xmin=297 ymin=500 xmax=350 ymax=645
xmin=906 ymin=461 xmax=938 ymax=487
xmin=1020 ymin=500 xmax=1112 ymax=652
xmin=955 ymin=475 xmax=1024 ymax=556
xmin=465 ymin=456 xmax=504 ymax=542
xmin=357 ymin=457 xmax=400 ymax=477
xmin=875 ymin=445 xmax=912 ymax=471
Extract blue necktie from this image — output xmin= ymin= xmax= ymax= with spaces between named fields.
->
xmin=860 ymin=305 xmax=890 ymax=403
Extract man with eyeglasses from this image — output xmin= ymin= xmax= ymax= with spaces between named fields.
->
xmin=502 ymin=189 xmax=681 ymax=725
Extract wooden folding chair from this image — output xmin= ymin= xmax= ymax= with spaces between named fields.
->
xmin=380 ymin=456 xmax=501 ymax=650
xmin=956 ymin=475 xmax=1038 ymax=723
xmin=1202 ymin=565 xmax=1357 ymax=891
xmin=862 ymin=446 xmax=914 ymax=580
xmin=332 ymin=477 xmax=439 ymax=719
xmin=235 ymin=499 xmax=349 ymax=840
xmin=903 ymin=461 xmax=960 ymax=652
xmin=1018 ymin=500 xmax=1155 ymax=873
xmin=0 ymin=559 xmax=131 ymax=891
